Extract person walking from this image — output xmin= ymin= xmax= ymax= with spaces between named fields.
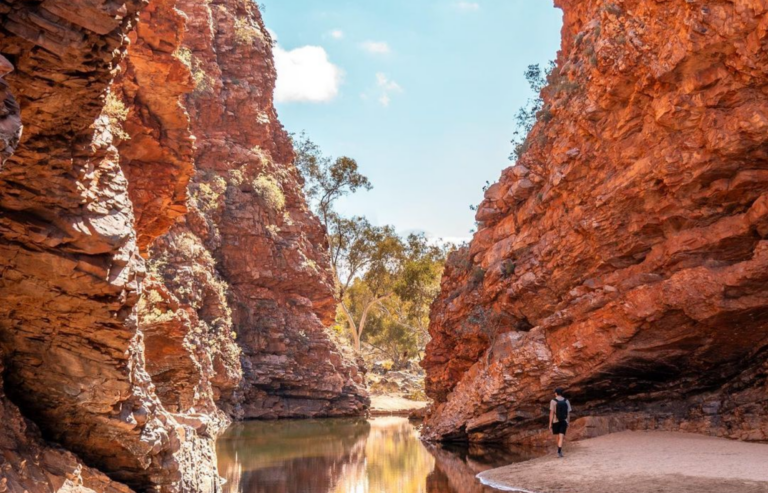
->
xmin=549 ymin=387 xmax=572 ymax=458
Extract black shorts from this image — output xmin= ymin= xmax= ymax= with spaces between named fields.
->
xmin=552 ymin=421 xmax=568 ymax=435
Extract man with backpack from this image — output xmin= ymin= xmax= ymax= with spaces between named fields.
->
xmin=549 ymin=387 xmax=572 ymax=457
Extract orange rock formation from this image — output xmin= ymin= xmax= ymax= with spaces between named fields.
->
xmin=423 ymin=0 xmax=768 ymax=445
xmin=0 ymin=0 xmax=366 ymax=491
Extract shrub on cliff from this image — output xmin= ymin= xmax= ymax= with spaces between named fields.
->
xmin=101 ymin=91 xmax=130 ymax=141
xmin=175 ymin=47 xmax=214 ymax=96
xmin=234 ymin=18 xmax=263 ymax=45
xmin=252 ymin=174 xmax=286 ymax=211
xmin=510 ymin=61 xmax=555 ymax=162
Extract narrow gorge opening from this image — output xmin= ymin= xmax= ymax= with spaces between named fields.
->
xmin=2 ymin=1 xmax=768 ymax=493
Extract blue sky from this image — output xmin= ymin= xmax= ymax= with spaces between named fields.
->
xmin=263 ymin=0 xmax=563 ymax=242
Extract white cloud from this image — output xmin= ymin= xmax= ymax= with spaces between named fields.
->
xmin=274 ymin=45 xmax=343 ymax=103
xmin=330 ymin=29 xmax=344 ymax=39
xmin=375 ymin=72 xmax=403 ymax=107
xmin=267 ymin=28 xmax=278 ymax=41
xmin=456 ymin=1 xmax=480 ymax=11
xmin=361 ymin=41 xmax=391 ymax=54
xmin=377 ymin=73 xmax=402 ymax=92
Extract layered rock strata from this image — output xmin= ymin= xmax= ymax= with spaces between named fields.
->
xmin=116 ymin=0 xmax=196 ymax=253
xmin=0 ymin=355 xmax=133 ymax=493
xmin=423 ymin=0 xmax=768 ymax=444
xmin=1 ymin=0 xmax=367 ymax=490
xmin=170 ymin=0 xmax=368 ymax=419
xmin=0 ymin=1 xmax=215 ymax=490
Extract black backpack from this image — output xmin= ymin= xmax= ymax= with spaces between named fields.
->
xmin=555 ymin=399 xmax=569 ymax=421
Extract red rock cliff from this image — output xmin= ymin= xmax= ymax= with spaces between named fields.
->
xmin=0 ymin=1 xmax=215 ymax=491
xmin=0 ymin=0 xmax=365 ymax=491
xmin=423 ymin=0 xmax=768 ymax=445
xmin=171 ymin=0 xmax=368 ymax=419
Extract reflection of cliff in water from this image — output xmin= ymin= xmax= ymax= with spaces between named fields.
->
xmin=217 ymin=417 xmax=536 ymax=493
xmin=217 ymin=418 xmax=371 ymax=493
xmin=426 ymin=443 xmax=540 ymax=493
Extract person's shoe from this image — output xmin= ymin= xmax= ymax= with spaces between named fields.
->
xmin=557 ymin=451 xmax=564 ymax=458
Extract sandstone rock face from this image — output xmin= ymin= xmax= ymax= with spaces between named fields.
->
xmin=2 ymin=0 xmax=365 ymax=490
xmin=118 ymin=3 xmax=244 ymax=488
xmin=0 ymin=1 xmax=231 ymax=492
xmin=170 ymin=0 xmax=369 ymax=419
xmin=0 ymin=356 xmax=134 ymax=493
xmin=0 ymin=2 xmax=208 ymax=490
xmin=116 ymin=0 xmax=196 ymax=253
xmin=0 ymin=54 xmax=20 ymax=168
xmin=423 ymin=0 xmax=768 ymax=444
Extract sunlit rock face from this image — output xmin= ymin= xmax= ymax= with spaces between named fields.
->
xmin=171 ymin=0 xmax=368 ymax=419
xmin=423 ymin=0 xmax=768 ymax=444
xmin=0 ymin=0 xmax=364 ymax=491
xmin=0 ymin=2 xmax=207 ymax=490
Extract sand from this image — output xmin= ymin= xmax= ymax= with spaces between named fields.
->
xmin=477 ymin=431 xmax=768 ymax=493
xmin=369 ymin=395 xmax=428 ymax=416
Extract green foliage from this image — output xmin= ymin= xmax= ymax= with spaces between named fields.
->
xmin=469 ymin=181 xmax=492 ymax=212
xmin=501 ymin=259 xmax=517 ymax=277
xmin=509 ymin=61 xmax=556 ymax=162
xmin=470 ymin=266 xmax=486 ymax=287
xmin=252 ymin=174 xmax=286 ymax=211
xmin=293 ymin=133 xmax=447 ymax=362
xmin=343 ymin=233 xmax=448 ymax=363
xmin=292 ymin=132 xmax=372 ymax=229
xmin=176 ymin=47 xmax=214 ymax=95
xmin=175 ymin=46 xmax=193 ymax=67
xmin=192 ymin=66 xmax=214 ymax=95
xmin=195 ymin=174 xmax=227 ymax=212
xmin=228 ymin=169 xmax=245 ymax=186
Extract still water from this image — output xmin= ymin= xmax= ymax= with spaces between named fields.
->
xmin=217 ymin=416 xmax=537 ymax=493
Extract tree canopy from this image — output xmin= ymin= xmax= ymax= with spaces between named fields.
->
xmin=292 ymin=131 xmax=372 ymax=230
xmin=293 ymin=133 xmax=449 ymax=357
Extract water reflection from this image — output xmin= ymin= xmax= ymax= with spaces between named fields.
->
xmin=217 ymin=417 xmax=536 ymax=493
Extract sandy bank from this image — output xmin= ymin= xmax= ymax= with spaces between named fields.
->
xmin=477 ymin=431 xmax=768 ymax=493
xmin=369 ymin=395 xmax=429 ymax=416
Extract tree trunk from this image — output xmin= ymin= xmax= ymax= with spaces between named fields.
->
xmin=340 ymin=302 xmax=360 ymax=351
xmin=342 ymin=294 xmax=392 ymax=353
xmin=355 ymin=293 xmax=392 ymax=353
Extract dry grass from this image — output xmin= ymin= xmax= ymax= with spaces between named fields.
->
xmin=253 ymin=174 xmax=286 ymax=210
xmin=102 ymin=91 xmax=131 ymax=141
xmin=234 ymin=17 xmax=262 ymax=45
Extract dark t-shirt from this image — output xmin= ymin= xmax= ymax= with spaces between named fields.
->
xmin=550 ymin=397 xmax=572 ymax=423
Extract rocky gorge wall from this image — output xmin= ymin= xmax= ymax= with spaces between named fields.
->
xmin=423 ymin=0 xmax=768 ymax=445
xmin=167 ymin=0 xmax=368 ymax=420
xmin=0 ymin=0 xmax=366 ymax=491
